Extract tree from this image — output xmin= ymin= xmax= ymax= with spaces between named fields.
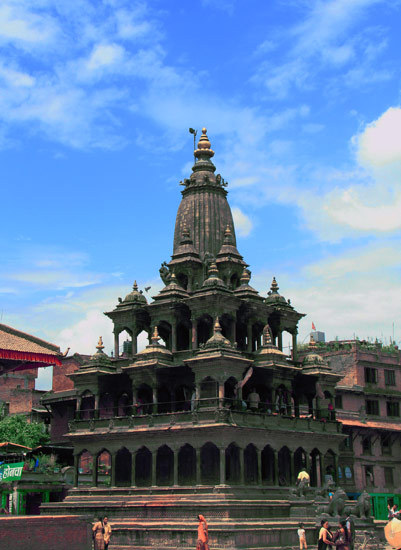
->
xmin=0 ymin=415 xmax=50 ymax=448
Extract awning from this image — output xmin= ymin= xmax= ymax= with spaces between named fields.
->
xmin=341 ymin=418 xmax=401 ymax=432
xmin=0 ymin=349 xmax=62 ymax=366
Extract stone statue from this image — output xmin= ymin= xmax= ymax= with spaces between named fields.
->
xmin=159 ymin=261 xmax=171 ymax=285
xmin=328 ymin=487 xmax=347 ymax=516
xmin=354 ymin=490 xmax=371 ymax=519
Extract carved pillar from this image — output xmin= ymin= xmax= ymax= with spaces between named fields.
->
xmin=92 ymin=455 xmax=98 ymax=487
xmin=73 ymin=454 xmax=79 ymax=487
xmin=229 ymin=319 xmax=236 ymax=344
xmin=257 ymin=448 xmax=262 ymax=485
xmin=239 ymin=447 xmax=245 ymax=485
xmin=191 ymin=318 xmax=198 ymax=350
xmin=132 ymin=386 xmax=138 ymax=415
xmin=132 ymin=326 xmax=137 ymax=356
xmin=111 ymin=452 xmax=116 ymax=487
xmin=171 ymin=322 xmax=177 ymax=353
xmin=218 ymin=381 xmax=224 ymax=408
xmin=247 ymin=323 xmax=253 ymax=352
xmin=219 ymin=447 xmax=226 ymax=485
xmin=292 ymin=331 xmax=298 ymax=361
xmin=152 ymin=387 xmax=157 ymax=414
xmin=305 ymin=451 xmax=310 ymax=475
xmin=289 ymin=450 xmax=295 ymax=485
xmin=75 ymin=395 xmax=82 ymax=419
xmin=131 ymin=451 xmax=136 ymax=487
xmin=196 ymin=448 xmax=201 ymax=485
xmin=114 ymin=331 xmax=119 ymax=358
xmin=94 ymin=393 xmax=100 ymax=419
xmin=152 ymin=450 xmax=157 ymax=486
xmin=277 ymin=331 xmax=283 ymax=351
xmin=173 ymin=449 xmax=179 ymax=486
xmin=273 ymin=450 xmax=279 ymax=485
xmin=320 ymin=454 xmax=326 ymax=487
xmin=333 ymin=454 xmax=339 ymax=485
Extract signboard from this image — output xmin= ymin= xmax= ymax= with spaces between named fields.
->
xmin=0 ymin=462 xmax=24 ymax=482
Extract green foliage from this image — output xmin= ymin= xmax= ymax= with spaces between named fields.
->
xmin=0 ymin=415 xmax=50 ymax=448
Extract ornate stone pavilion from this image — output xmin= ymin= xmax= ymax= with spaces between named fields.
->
xmin=44 ymin=130 xmax=349 ymax=549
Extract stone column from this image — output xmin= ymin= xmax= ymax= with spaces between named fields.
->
xmin=277 ymin=331 xmax=283 ymax=351
xmin=131 ymin=451 xmax=136 ymax=487
xmin=173 ymin=449 xmax=179 ymax=486
xmin=111 ymin=452 xmax=116 ymax=487
xmin=94 ymin=394 xmax=100 ymax=419
xmin=152 ymin=450 xmax=157 ymax=486
xmin=239 ymin=447 xmax=245 ymax=485
xmin=196 ymin=448 xmax=201 ymax=485
xmin=229 ymin=319 xmax=236 ymax=344
xmin=171 ymin=322 xmax=177 ymax=353
xmin=114 ymin=331 xmax=119 ymax=359
xmin=191 ymin=318 xmax=198 ymax=350
xmin=92 ymin=455 xmax=98 ymax=487
xmin=333 ymin=454 xmax=339 ymax=485
xmin=73 ymin=454 xmax=79 ymax=487
xmin=292 ymin=331 xmax=298 ymax=361
xmin=305 ymin=451 xmax=310 ymax=475
xmin=132 ymin=327 xmax=138 ymax=356
xmin=257 ymin=448 xmax=262 ymax=485
xmin=289 ymin=450 xmax=295 ymax=485
xmin=219 ymin=447 xmax=226 ymax=485
xmin=152 ymin=387 xmax=157 ymax=414
xmin=247 ymin=323 xmax=253 ymax=352
xmin=132 ymin=386 xmax=138 ymax=415
xmin=273 ymin=450 xmax=279 ymax=485
xmin=218 ymin=381 xmax=224 ymax=408
xmin=75 ymin=395 xmax=82 ymax=419
xmin=320 ymin=454 xmax=326 ymax=487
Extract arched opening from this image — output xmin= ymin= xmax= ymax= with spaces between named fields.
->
xmin=156 ymin=445 xmax=173 ymax=486
xmin=175 ymin=385 xmax=191 ymax=411
xmin=199 ymin=376 xmax=218 ymax=407
xmin=278 ymin=446 xmax=291 ymax=486
xmin=97 ymin=450 xmax=111 ymax=486
xmin=116 ymin=447 xmax=132 ymax=486
xmin=78 ymin=450 xmax=93 ymax=486
xmin=224 ymin=377 xmax=237 ymax=407
xmin=158 ymin=321 xmax=172 ymax=350
xmin=310 ymin=448 xmax=321 ymax=487
xmin=244 ymin=444 xmax=258 ymax=485
xmin=176 ymin=321 xmax=190 ymax=351
xmin=99 ymin=393 xmax=114 ymax=419
xmin=230 ymin=273 xmax=240 ymax=290
xmin=261 ymin=445 xmax=275 ymax=485
xmin=225 ymin=443 xmax=240 ymax=484
xmin=220 ymin=314 xmax=234 ymax=342
xmin=324 ymin=449 xmax=336 ymax=484
xmin=178 ymin=444 xmax=196 ymax=485
xmin=201 ymin=443 xmax=219 ymax=485
xmin=324 ymin=390 xmax=335 ymax=420
xmin=80 ymin=391 xmax=94 ymax=419
xmin=294 ymin=447 xmax=307 ymax=478
xmin=120 ymin=329 xmax=132 ymax=357
xmin=117 ymin=393 xmax=131 ymax=416
xmin=176 ymin=272 xmax=188 ymax=290
xmin=252 ymin=322 xmax=264 ymax=351
xmin=157 ymin=385 xmax=172 ymax=414
xmin=197 ymin=314 xmax=213 ymax=345
xmin=136 ymin=384 xmax=153 ymax=415
xmin=275 ymin=385 xmax=292 ymax=415
xmin=135 ymin=447 xmax=151 ymax=486
xmin=136 ymin=329 xmax=149 ymax=353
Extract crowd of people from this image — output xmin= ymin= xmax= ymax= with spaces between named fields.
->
xmin=316 ymin=518 xmax=354 ymax=550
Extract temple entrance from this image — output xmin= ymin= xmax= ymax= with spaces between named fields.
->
xmin=225 ymin=443 xmax=240 ymax=484
xmin=278 ymin=446 xmax=291 ymax=486
xmin=135 ymin=447 xmax=151 ymax=486
xmin=156 ymin=445 xmax=173 ymax=486
xmin=261 ymin=445 xmax=275 ymax=484
xmin=201 ymin=443 xmax=219 ymax=485
xmin=78 ymin=450 xmax=93 ymax=486
xmin=244 ymin=444 xmax=258 ymax=484
xmin=80 ymin=391 xmax=94 ymax=419
xmin=97 ymin=450 xmax=111 ymax=486
xmin=178 ymin=444 xmax=196 ymax=485
xmin=116 ymin=447 xmax=132 ymax=486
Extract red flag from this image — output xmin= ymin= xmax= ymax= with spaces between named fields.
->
xmin=312 ymin=322 xmax=316 ymax=331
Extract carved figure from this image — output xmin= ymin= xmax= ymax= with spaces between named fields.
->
xmin=159 ymin=261 xmax=171 ymax=285
xmin=328 ymin=487 xmax=347 ymax=516
xmin=354 ymin=490 xmax=371 ymax=519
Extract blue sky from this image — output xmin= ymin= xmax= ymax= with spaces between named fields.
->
xmin=1 ymin=0 xmax=401 ymax=389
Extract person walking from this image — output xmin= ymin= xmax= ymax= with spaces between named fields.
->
xmin=297 ymin=522 xmax=307 ymax=549
xmin=92 ymin=517 xmax=105 ymax=550
xmin=196 ymin=514 xmax=209 ymax=550
xmin=103 ymin=517 xmax=112 ymax=549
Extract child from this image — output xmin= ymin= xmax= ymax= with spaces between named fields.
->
xmin=297 ymin=522 xmax=307 ymax=549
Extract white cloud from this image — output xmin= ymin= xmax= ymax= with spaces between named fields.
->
xmin=232 ymin=207 xmax=253 ymax=237
xmin=0 ymin=3 xmax=59 ymax=46
xmin=356 ymin=107 xmax=401 ymax=167
xmin=86 ymin=43 xmax=125 ymax=72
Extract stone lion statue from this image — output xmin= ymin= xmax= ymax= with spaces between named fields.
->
xmin=354 ymin=490 xmax=371 ymax=519
xmin=328 ymin=487 xmax=347 ymax=517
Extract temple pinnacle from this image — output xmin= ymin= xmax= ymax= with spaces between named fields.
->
xmin=270 ymin=277 xmax=279 ymax=294
xmin=96 ymin=336 xmax=104 ymax=352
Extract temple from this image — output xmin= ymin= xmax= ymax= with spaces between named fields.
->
xmin=43 ymin=130 xmax=374 ymax=548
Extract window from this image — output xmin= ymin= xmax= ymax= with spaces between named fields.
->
xmin=366 ymin=400 xmax=379 ymax=415
xmin=381 ymin=434 xmax=392 ymax=455
xmin=385 ymin=370 xmax=396 ymax=386
xmin=364 ymin=367 xmax=377 ymax=384
xmin=362 ymin=436 xmax=371 ymax=454
xmin=387 ymin=402 xmax=400 ymax=417
xmin=384 ymin=467 xmax=394 ymax=486
xmin=344 ymin=466 xmax=353 ymax=480
xmin=364 ymin=465 xmax=374 ymax=486
xmin=335 ymin=395 xmax=343 ymax=409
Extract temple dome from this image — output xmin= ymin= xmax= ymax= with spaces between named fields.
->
xmin=203 ymin=318 xmax=233 ymax=350
xmin=123 ymin=281 xmax=147 ymax=305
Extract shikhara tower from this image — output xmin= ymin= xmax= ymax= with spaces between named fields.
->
xmin=49 ymin=129 xmax=348 ymax=549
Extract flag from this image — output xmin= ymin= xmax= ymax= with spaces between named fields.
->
xmin=312 ymin=322 xmax=316 ymax=331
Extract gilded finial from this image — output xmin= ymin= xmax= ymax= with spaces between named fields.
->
xmin=194 ymin=127 xmax=214 ymax=160
xmin=270 ymin=277 xmax=279 ymax=294
xmin=152 ymin=326 xmax=160 ymax=344
xmin=96 ymin=336 xmax=104 ymax=352
xmin=262 ymin=325 xmax=273 ymax=346
xmin=214 ymin=317 xmax=222 ymax=334
xmin=240 ymin=267 xmax=251 ymax=285
xmin=133 ymin=281 xmax=138 ymax=291
xmin=309 ymin=334 xmax=316 ymax=348
xmin=208 ymin=262 xmax=219 ymax=277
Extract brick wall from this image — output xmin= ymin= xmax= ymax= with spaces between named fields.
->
xmin=50 ymin=401 xmax=76 ymax=443
xmin=0 ymin=369 xmax=39 ymax=415
xmin=0 ymin=515 xmax=91 ymax=550
xmin=52 ymin=355 xmax=84 ymax=392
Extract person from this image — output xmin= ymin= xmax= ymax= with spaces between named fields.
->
xmin=296 ymin=468 xmax=310 ymax=487
xmin=196 ymin=514 xmax=209 ymax=550
xmin=297 ymin=522 xmax=307 ymax=549
xmin=93 ymin=517 xmax=105 ymax=550
xmin=248 ymin=388 xmax=260 ymax=412
xmin=103 ymin=517 xmax=112 ymax=550
xmin=318 ymin=519 xmax=334 ymax=550
xmin=345 ymin=513 xmax=355 ymax=550
xmin=333 ymin=520 xmax=350 ymax=550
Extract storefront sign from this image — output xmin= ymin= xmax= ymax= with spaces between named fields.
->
xmin=0 ymin=462 xmax=24 ymax=482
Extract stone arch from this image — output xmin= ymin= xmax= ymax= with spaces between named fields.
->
xmin=310 ymin=448 xmax=321 ymax=487
xmin=156 ymin=445 xmax=173 ymax=486
xmin=99 ymin=392 xmax=114 ymax=418
xmin=230 ymin=272 xmax=240 ymax=289
xmin=294 ymin=447 xmax=307 ymax=478
xmin=244 ymin=444 xmax=258 ymax=485
xmin=201 ymin=442 xmax=219 ymax=485
xmin=137 ymin=384 xmax=153 ymax=415
xmin=78 ymin=450 xmax=93 ymax=486
xmin=135 ymin=447 xmax=152 ymax=487
xmin=96 ymin=449 xmax=111 ymax=486
xmin=80 ymin=390 xmax=94 ymax=419
xmin=158 ymin=320 xmax=172 ymax=350
xmin=176 ymin=321 xmax=190 ymax=351
xmin=116 ymin=447 xmax=132 ymax=486
xmin=197 ymin=314 xmax=213 ymax=345
xmin=178 ymin=444 xmax=196 ymax=485
xmin=252 ymin=321 xmax=264 ymax=351
xmin=220 ymin=313 xmax=234 ymax=342
xmin=278 ymin=446 xmax=291 ymax=486
xmin=176 ymin=272 xmax=188 ymax=290
xmin=261 ymin=445 xmax=275 ymax=485
xmin=225 ymin=442 xmax=240 ymax=484
xmin=117 ymin=392 xmax=131 ymax=416
xmin=324 ymin=449 xmax=336 ymax=483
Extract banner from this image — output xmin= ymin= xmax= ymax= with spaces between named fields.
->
xmin=0 ymin=462 xmax=24 ymax=482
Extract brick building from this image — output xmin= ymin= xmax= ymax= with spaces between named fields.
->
xmin=299 ymin=337 xmax=401 ymax=518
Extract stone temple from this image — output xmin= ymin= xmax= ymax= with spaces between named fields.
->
xmin=43 ymin=129 xmax=374 ymax=549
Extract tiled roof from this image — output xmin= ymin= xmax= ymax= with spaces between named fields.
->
xmin=0 ymin=323 xmax=60 ymax=354
xmin=341 ymin=418 xmax=401 ymax=432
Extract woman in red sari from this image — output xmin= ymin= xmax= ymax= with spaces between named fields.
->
xmin=197 ymin=515 xmax=209 ymax=550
